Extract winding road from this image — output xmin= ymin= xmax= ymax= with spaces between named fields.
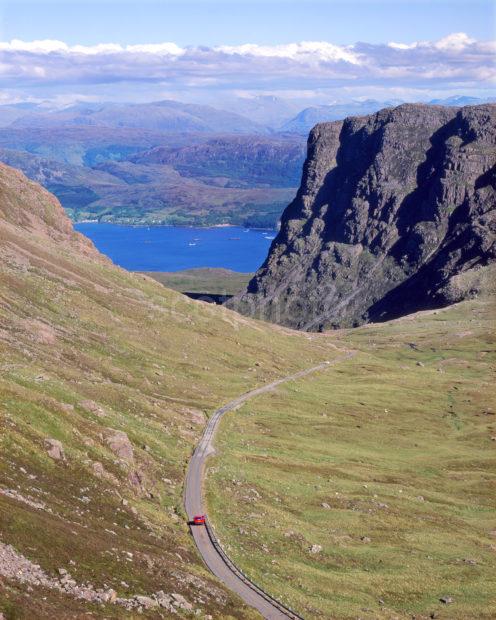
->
xmin=184 ymin=359 xmax=345 ymax=619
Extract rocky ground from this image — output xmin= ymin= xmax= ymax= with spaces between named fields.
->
xmin=0 ymin=541 xmax=197 ymax=613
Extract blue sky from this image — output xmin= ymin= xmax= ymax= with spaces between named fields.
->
xmin=0 ymin=0 xmax=494 ymax=106
xmin=1 ymin=0 xmax=494 ymax=46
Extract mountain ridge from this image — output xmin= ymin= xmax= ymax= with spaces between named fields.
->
xmin=9 ymin=100 xmax=268 ymax=135
xmin=230 ymin=103 xmax=496 ymax=329
xmin=281 ymin=96 xmax=496 ymax=134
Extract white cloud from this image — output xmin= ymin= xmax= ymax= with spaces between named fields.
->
xmin=388 ymin=42 xmax=414 ymax=50
xmin=0 ymin=39 xmax=70 ymax=53
xmin=388 ymin=32 xmax=477 ymax=51
xmin=125 ymin=43 xmax=184 ymax=56
xmin=434 ymin=32 xmax=476 ymax=51
xmin=0 ymin=39 xmax=185 ymax=56
xmin=0 ymin=33 xmax=493 ymax=99
xmin=215 ymin=41 xmax=362 ymax=65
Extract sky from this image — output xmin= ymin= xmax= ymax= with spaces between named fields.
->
xmin=0 ymin=0 xmax=494 ymax=107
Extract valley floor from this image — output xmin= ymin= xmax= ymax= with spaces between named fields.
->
xmin=1 ymin=162 xmax=495 ymax=620
xmin=208 ymin=299 xmax=496 ymax=619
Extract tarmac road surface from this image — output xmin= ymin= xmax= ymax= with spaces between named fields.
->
xmin=184 ymin=359 xmax=348 ymax=619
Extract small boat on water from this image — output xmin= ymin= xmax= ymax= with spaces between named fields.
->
xmin=188 ymin=242 xmax=197 ymax=246
xmin=229 ymin=237 xmax=241 ymax=240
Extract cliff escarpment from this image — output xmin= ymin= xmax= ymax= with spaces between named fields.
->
xmin=230 ymin=104 xmax=496 ymax=329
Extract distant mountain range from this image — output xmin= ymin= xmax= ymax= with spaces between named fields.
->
xmin=9 ymin=100 xmax=268 ymax=134
xmin=215 ymin=95 xmax=303 ymax=128
xmin=280 ymin=99 xmax=401 ymax=133
xmin=2 ymin=95 xmax=494 ymax=135
xmin=0 ymin=96 xmax=494 ymax=227
xmin=280 ymin=96 xmax=496 ymax=134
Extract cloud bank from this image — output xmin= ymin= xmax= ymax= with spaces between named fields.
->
xmin=0 ymin=33 xmax=494 ymax=102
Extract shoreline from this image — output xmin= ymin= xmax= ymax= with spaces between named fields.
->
xmin=74 ymin=221 xmax=278 ymax=232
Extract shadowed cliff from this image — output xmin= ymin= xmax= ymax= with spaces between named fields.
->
xmin=229 ymin=104 xmax=496 ymax=330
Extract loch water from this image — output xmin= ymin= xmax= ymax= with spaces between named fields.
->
xmin=75 ymin=223 xmax=276 ymax=272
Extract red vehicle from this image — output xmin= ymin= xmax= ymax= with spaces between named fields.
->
xmin=192 ymin=514 xmax=206 ymax=525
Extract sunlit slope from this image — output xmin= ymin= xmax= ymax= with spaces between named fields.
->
xmin=209 ymin=299 xmax=496 ymax=619
xmin=0 ymin=163 xmax=335 ymax=619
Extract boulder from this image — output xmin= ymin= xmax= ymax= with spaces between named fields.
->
xmin=133 ymin=595 xmax=158 ymax=609
xmin=80 ymin=400 xmax=106 ymax=417
xmin=155 ymin=591 xmax=176 ymax=612
xmin=105 ymin=429 xmax=134 ymax=462
xmin=171 ymin=592 xmax=193 ymax=610
xmin=44 ymin=438 xmax=65 ymax=461
xmin=91 ymin=461 xmax=119 ymax=485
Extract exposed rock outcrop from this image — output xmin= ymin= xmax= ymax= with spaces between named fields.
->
xmin=79 ymin=399 xmax=106 ymax=417
xmin=44 ymin=438 xmax=65 ymax=461
xmin=230 ymin=104 xmax=496 ymax=330
xmin=105 ymin=429 xmax=134 ymax=463
xmin=0 ymin=541 xmax=193 ymax=612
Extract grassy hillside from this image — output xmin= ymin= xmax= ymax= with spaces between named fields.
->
xmin=143 ymin=268 xmax=252 ymax=296
xmin=208 ymin=300 xmax=496 ymax=619
xmin=0 ymin=163 xmax=336 ymax=619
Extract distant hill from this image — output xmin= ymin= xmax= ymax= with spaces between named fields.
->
xmin=10 ymin=100 xmax=268 ymax=135
xmin=0 ymin=145 xmax=295 ymax=227
xmin=281 ymin=100 xmax=401 ymax=134
xmin=130 ymin=134 xmax=306 ymax=188
xmin=281 ymin=96 xmax=496 ymax=134
xmin=0 ymin=103 xmax=46 ymax=127
xmin=0 ymin=125 xmax=183 ymax=166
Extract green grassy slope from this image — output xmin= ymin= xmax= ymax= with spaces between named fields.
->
xmin=143 ymin=268 xmax=252 ymax=296
xmin=208 ymin=300 xmax=496 ymax=619
xmin=0 ymin=163 xmax=336 ymax=619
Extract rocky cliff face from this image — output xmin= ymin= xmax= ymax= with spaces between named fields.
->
xmin=230 ymin=104 xmax=496 ymax=330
